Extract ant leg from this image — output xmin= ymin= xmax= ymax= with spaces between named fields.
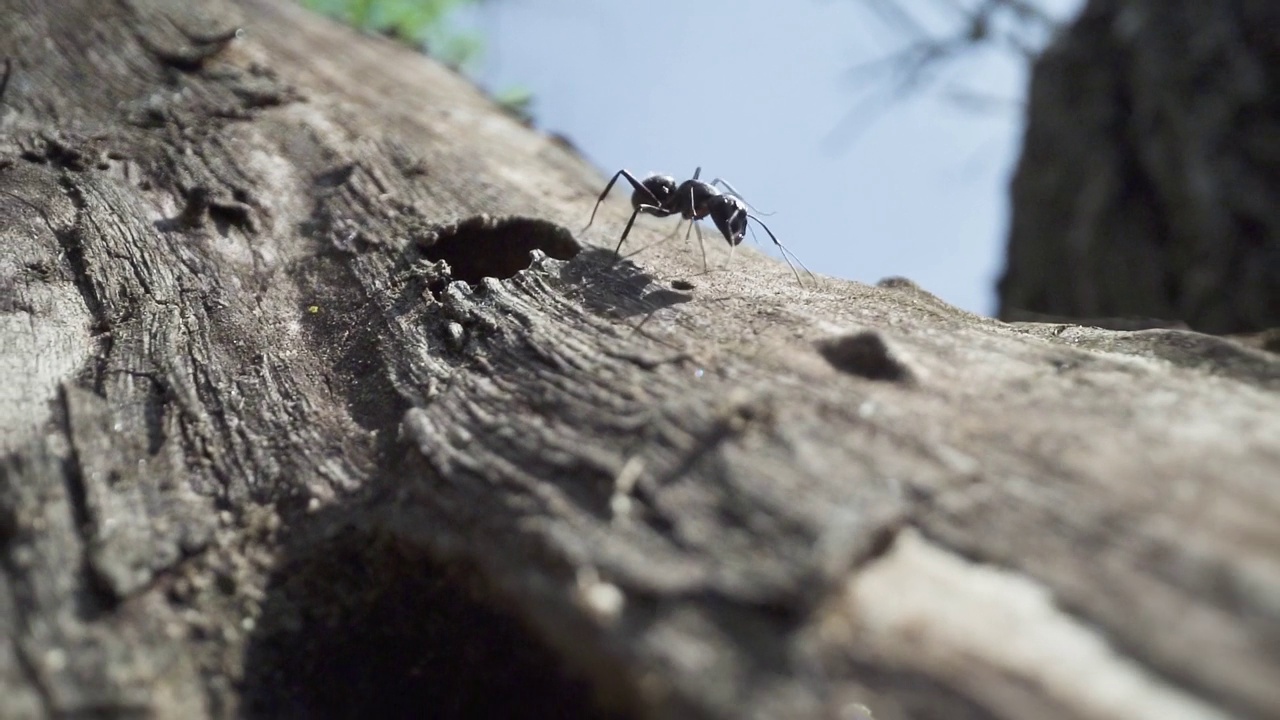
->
xmin=680 ymin=183 xmax=709 ymax=273
xmin=610 ymin=203 xmax=665 ymax=263
xmin=683 ymin=219 xmax=709 ymax=274
xmin=610 ymin=208 xmax=642 ymax=263
xmin=709 ymin=177 xmax=774 ymax=216
xmin=696 ymin=224 xmax=709 ymax=273
xmin=709 ymin=177 xmax=738 ymax=195
xmin=621 ymin=219 xmax=685 ymax=260
xmin=585 ymin=169 xmax=658 ymax=232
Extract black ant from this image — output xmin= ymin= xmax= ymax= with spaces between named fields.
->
xmin=583 ymin=167 xmax=814 ymax=285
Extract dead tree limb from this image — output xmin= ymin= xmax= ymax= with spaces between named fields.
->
xmin=1 ymin=1 xmax=1277 ymax=718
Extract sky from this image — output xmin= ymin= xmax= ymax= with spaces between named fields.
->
xmin=452 ymin=0 xmax=1086 ymax=314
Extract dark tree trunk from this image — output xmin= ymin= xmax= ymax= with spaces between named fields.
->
xmin=999 ymin=0 xmax=1280 ymax=334
xmin=1 ymin=1 xmax=1278 ymax=719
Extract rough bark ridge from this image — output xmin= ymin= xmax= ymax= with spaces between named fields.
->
xmin=1 ymin=1 xmax=1278 ymax=719
xmin=999 ymin=0 xmax=1280 ymax=334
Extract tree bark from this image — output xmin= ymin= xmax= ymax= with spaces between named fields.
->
xmin=999 ymin=0 xmax=1280 ymax=334
xmin=1 ymin=1 xmax=1278 ymax=719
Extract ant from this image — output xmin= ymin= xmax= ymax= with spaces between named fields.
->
xmin=583 ymin=167 xmax=814 ymax=285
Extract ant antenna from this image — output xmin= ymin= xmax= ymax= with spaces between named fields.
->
xmin=693 ymin=166 xmax=771 ymax=214
xmin=747 ymin=213 xmax=817 ymax=286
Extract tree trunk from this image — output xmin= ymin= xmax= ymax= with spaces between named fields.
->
xmin=1 ymin=2 xmax=1278 ymax=719
xmin=998 ymin=0 xmax=1280 ymax=334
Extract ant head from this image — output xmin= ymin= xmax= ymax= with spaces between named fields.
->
xmin=634 ymin=174 xmax=677 ymax=209
xmin=709 ymin=195 xmax=749 ymax=246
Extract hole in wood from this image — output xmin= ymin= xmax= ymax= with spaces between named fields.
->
xmin=243 ymin=529 xmax=624 ymax=719
xmin=421 ymin=215 xmax=580 ymax=287
xmin=816 ymin=331 xmax=916 ymax=384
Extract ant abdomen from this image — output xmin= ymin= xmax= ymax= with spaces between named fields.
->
xmin=633 ymin=175 xmax=677 ymax=212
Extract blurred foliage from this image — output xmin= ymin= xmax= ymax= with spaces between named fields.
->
xmin=301 ymin=0 xmax=484 ymax=70
xmin=850 ymin=0 xmax=1061 ymax=103
xmin=493 ymin=85 xmax=534 ymax=123
xmin=829 ymin=0 xmax=1062 ymax=145
xmin=299 ymin=0 xmax=535 ymax=119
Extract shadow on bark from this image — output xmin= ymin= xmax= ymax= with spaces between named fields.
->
xmin=554 ymin=247 xmax=695 ymax=321
xmin=241 ymin=224 xmax=637 ymax=719
xmin=241 ymin=507 xmax=627 ymax=720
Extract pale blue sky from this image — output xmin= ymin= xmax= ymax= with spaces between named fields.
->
xmin=455 ymin=0 xmax=1084 ymax=313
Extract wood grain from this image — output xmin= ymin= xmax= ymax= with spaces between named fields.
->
xmin=0 ymin=1 xmax=1277 ymax=718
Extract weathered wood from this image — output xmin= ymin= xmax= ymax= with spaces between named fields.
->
xmin=1 ymin=1 xmax=1277 ymax=719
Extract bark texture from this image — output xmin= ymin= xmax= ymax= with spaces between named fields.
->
xmin=1 ymin=1 xmax=1278 ymax=719
xmin=999 ymin=0 xmax=1280 ymax=334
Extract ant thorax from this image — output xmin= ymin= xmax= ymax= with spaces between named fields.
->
xmin=673 ymin=179 xmax=720 ymax=220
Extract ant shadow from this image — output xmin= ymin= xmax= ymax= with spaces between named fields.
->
xmin=556 ymin=245 xmax=695 ymax=321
